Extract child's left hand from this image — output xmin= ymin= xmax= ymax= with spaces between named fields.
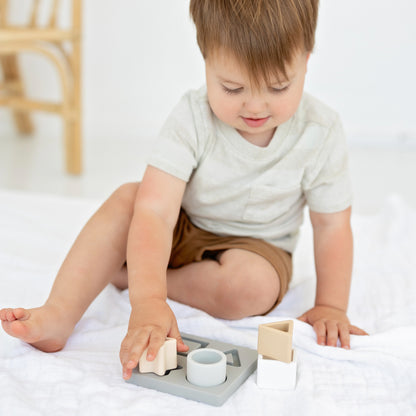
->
xmin=297 ymin=305 xmax=368 ymax=349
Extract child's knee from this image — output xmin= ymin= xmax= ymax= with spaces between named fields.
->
xmin=110 ymin=182 xmax=140 ymax=214
xmin=114 ymin=182 xmax=140 ymax=202
xmin=215 ymin=250 xmax=280 ymax=318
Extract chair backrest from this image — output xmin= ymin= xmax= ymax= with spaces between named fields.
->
xmin=0 ymin=0 xmax=81 ymax=30
xmin=0 ymin=0 xmax=8 ymax=27
xmin=31 ymin=0 xmax=60 ymax=28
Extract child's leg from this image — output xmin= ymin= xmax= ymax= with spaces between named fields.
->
xmin=166 ymin=249 xmax=281 ymax=320
xmin=104 ymin=249 xmax=280 ymax=320
xmin=0 ymin=182 xmax=139 ymax=352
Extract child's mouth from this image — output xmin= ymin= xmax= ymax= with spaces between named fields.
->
xmin=242 ymin=116 xmax=270 ymax=128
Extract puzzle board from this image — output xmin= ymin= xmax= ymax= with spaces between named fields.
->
xmin=126 ymin=332 xmax=258 ymax=406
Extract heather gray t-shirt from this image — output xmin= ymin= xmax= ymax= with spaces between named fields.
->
xmin=147 ymin=87 xmax=352 ymax=253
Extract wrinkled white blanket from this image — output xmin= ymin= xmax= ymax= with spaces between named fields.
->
xmin=0 ymin=189 xmax=415 ymax=415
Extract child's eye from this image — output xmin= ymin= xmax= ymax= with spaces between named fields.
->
xmin=270 ymin=85 xmax=289 ymax=94
xmin=222 ymin=85 xmax=243 ymax=95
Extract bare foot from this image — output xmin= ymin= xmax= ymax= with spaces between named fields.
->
xmin=0 ymin=304 xmax=76 ymax=352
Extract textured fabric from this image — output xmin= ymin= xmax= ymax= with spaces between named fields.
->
xmin=148 ymin=86 xmax=352 ymax=253
xmin=1 ymin=190 xmax=415 ymax=415
xmin=169 ymin=209 xmax=293 ymax=310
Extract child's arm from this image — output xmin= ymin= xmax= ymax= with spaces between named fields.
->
xmin=298 ymin=207 xmax=368 ymax=348
xmin=120 ymin=166 xmax=189 ymax=380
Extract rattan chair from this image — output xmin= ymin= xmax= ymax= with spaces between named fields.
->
xmin=0 ymin=0 xmax=82 ymax=174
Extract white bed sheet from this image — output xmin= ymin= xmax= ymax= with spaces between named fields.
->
xmin=0 ymin=189 xmax=415 ymax=415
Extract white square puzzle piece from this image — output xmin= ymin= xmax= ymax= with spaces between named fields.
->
xmin=257 ymin=350 xmax=297 ymax=390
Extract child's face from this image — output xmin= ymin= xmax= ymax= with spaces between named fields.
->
xmin=205 ymin=49 xmax=309 ymax=145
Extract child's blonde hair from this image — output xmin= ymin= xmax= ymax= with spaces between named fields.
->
xmin=190 ymin=0 xmax=319 ymax=87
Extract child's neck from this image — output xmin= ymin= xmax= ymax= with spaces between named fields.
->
xmin=237 ymin=127 xmax=277 ymax=148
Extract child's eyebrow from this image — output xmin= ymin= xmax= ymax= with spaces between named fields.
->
xmin=218 ymin=76 xmax=245 ymax=87
xmin=270 ymin=73 xmax=296 ymax=85
xmin=219 ymin=74 xmax=295 ymax=88
xmin=270 ymin=80 xmax=291 ymax=87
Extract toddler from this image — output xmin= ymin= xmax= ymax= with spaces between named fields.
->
xmin=1 ymin=0 xmax=367 ymax=381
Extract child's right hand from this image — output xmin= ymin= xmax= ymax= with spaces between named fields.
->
xmin=119 ymin=298 xmax=188 ymax=380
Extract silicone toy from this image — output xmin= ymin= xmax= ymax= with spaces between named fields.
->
xmin=139 ymin=337 xmax=177 ymax=376
xmin=257 ymin=320 xmax=293 ymax=363
xmin=256 ymin=320 xmax=297 ymax=389
xmin=127 ymin=332 xmax=258 ymax=406
xmin=257 ymin=351 xmax=297 ymax=389
xmin=187 ymin=348 xmax=227 ymax=387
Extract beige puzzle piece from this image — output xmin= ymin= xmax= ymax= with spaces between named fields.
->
xmin=257 ymin=320 xmax=293 ymax=363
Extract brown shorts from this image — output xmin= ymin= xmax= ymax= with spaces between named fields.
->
xmin=168 ymin=210 xmax=293 ymax=313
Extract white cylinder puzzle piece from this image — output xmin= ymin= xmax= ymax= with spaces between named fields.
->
xmin=186 ymin=348 xmax=227 ymax=387
xmin=139 ymin=337 xmax=177 ymax=376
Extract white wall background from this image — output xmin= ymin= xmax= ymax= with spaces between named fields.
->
xmin=3 ymin=0 xmax=416 ymax=147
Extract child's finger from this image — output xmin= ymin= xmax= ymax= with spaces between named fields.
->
xmin=146 ymin=330 xmax=166 ymax=361
xmin=177 ymin=336 xmax=189 ymax=352
xmin=168 ymin=319 xmax=189 ymax=353
xmin=123 ymin=367 xmax=133 ymax=380
xmin=119 ymin=331 xmax=150 ymax=377
xmin=121 ymin=349 xmax=143 ymax=380
xmin=122 ymin=355 xmax=142 ymax=380
xmin=121 ymin=357 xmax=139 ymax=380
xmin=313 ymin=321 xmax=326 ymax=345
xmin=325 ymin=320 xmax=338 ymax=347
xmin=338 ymin=323 xmax=351 ymax=349
xmin=296 ymin=313 xmax=307 ymax=323
xmin=350 ymin=325 xmax=369 ymax=336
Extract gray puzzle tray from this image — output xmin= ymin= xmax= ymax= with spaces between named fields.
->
xmin=126 ymin=332 xmax=258 ymax=406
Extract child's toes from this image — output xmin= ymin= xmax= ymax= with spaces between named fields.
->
xmin=1 ymin=317 xmax=32 ymax=340
xmin=0 ymin=308 xmax=15 ymax=321
xmin=0 ymin=308 xmax=29 ymax=322
xmin=12 ymin=308 xmax=30 ymax=321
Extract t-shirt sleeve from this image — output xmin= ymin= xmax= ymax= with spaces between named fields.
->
xmin=147 ymin=92 xmax=201 ymax=182
xmin=303 ymin=116 xmax=353 ymax=213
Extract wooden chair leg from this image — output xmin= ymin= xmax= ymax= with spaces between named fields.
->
xmin=64 ymin=113 xmax=82 ymax=174
xmin=65 ymin=29 xmax=82 ymax=174
xmin=0 ymin=54 xmax=34 ymax=135
xmin=63 ymin=59 xmax=82 ymax=175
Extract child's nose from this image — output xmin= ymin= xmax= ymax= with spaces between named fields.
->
xmin=243 ymin=95 xmax=267 ymax=115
